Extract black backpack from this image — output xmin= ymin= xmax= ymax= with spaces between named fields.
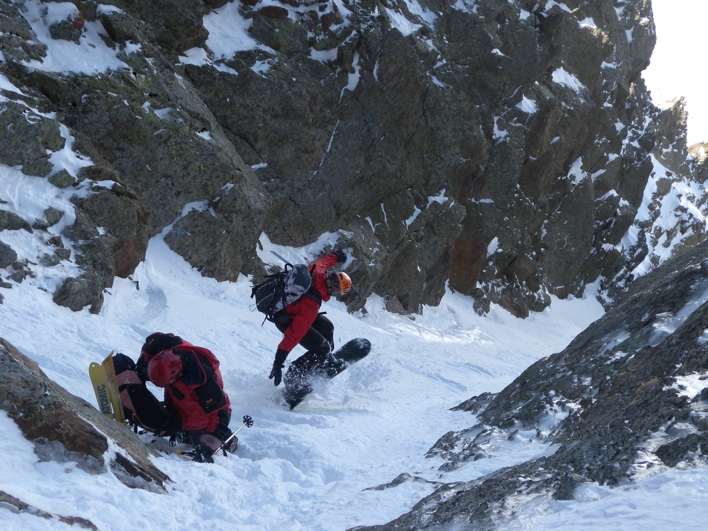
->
xmin=251 ymin=262 xmax=320 ymax=322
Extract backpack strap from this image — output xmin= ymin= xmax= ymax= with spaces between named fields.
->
xmin=305 ymin=264 xmax=322 ymax=306
xmin=304 ymin=290 xmax=322 ymax=305
xmin=272 ymin=262 xmax=296 ymax=319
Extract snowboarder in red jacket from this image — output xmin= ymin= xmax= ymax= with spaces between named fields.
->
xmin=268 ymin=250 xmax=352 ymax=399
xmin=138 ymin=333 xmax=235 ymax=463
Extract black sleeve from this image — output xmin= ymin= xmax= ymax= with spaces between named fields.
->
xmin=275 ymin=349 xmax=288 ymax=365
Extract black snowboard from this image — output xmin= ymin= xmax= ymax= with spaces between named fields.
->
xmin=283 ymin=338 xmax=371 ymax=410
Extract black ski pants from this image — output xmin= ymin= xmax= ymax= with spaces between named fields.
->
xmin=275 ymin=313 xmax=340 ymax=391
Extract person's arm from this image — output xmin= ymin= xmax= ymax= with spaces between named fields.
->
xmin=269 ymin=298 xmax=319 ymax=386
xmin=333 ymin=249 xmax=346 ymax=263
xmin=314 ymin=253 xmax=341 ymax=271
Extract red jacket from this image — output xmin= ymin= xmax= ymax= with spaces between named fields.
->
xmin=162 ymin=345 xmax=231 ymax=433
xmin=277 ymin=253 xmax=339 ymax=353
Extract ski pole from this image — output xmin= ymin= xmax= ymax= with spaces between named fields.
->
xmin=175 ymin=415 xmax=254 ymax=459
xmin=270 ymin=250 xmax=294 ymax=266
xmin=217 ymin=415 xmax=254 ymax=456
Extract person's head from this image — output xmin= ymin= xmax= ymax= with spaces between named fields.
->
xmin=147 ymin=349 xmax=183 ymax=387
xmin=326 ymin=270 xmax=352 ymax=296
xmin=141 ymin=332 xmax=183 ymax=358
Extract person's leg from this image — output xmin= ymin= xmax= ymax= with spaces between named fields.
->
xmin=309 ymin=314 xmax=334 ymax=351
xmin=113 ymin=353 xmax=181 ymax=436
xmin=308 ymin=314 xmax=346 ymax=375
xmin=275 ymin=313 xmax=334 ymax=354
xmin=207 ymin=410 xmax=237 ymax=453
xmin=283 ymin=350 xmax=325 ymax=392
xmin=278 ymin=313 xmax=341 ymax=401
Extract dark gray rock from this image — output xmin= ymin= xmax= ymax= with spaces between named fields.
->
xmin=43 ymin=207 xmax=65 ymax=227
xmin=48 ymin=15 xmax=84 ymax=44
xmin=164 ymin=176 xmax=270 ymax=281
xmin=0 ymin=211 xmax=32 ymax=232
xmin=0 ymin=240 xmax=17 ymax=268
xmin=0 ymin=490 xmax=96 ymax=529
xmin=101 ymin=0 xmax=210 ymax=53
xmin=47 ymin=175 xmax=149 ymax=313
xmin=0 ymin=101 xmax=63 ymax=177
xmin=0 ymin=338 xmax=170 ymax=498
xmin=0 ymin=1 xmax=47 ymax=63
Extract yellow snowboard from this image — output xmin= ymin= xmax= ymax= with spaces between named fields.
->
xmin=88 ymin=351 xmax=125 ymax=423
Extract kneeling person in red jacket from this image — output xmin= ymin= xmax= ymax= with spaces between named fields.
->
xmin=144 ymin=335 xmax=234 ymax=463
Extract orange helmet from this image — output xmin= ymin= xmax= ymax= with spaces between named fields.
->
xmin=327 ymin=269 xmax=352 ymax=295
xmin=337 ymin=271 xmax=352 ymax=295
xmin=147 ymin=350 xmax=182 ymax=387
xmin=336 ymin=272 xmax=352 ymax=294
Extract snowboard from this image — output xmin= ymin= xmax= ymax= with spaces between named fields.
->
xmin=283 ymin=338 xmax=371 ymax=410
xmin=88 ymin=352 xmax=125 ymax=423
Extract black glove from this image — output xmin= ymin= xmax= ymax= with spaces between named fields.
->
xmin=191 ymin=442 xmax=214 ymax=463
xmin=269 ymin=361 xmax=283 ymax=386
xmin=269 ymin=349 xmax=288 ymax=386
xmin=334 ymin=249 xmax=346 ymax=263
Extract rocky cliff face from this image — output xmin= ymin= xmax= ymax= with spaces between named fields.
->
xmin=2 ymin=3 xmax=708 ymax=526
xmin=0 ymin=0 xmax=706 ymax=317
xmin=360 ymin=236 xmax=708 ymax=530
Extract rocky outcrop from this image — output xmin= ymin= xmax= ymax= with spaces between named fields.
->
xmin=0 ymin=0 xmax=706 ymax=316
xmin=359 ymin=239 xmax=708 ymax=529
xmin=0 ymin=337 xmax=170 ymax=507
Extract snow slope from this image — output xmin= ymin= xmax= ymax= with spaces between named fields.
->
xmin=0 ymin=230 xmax=605 ymax=530
xmin=2 ymin=229 xmax=707 ymax=530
